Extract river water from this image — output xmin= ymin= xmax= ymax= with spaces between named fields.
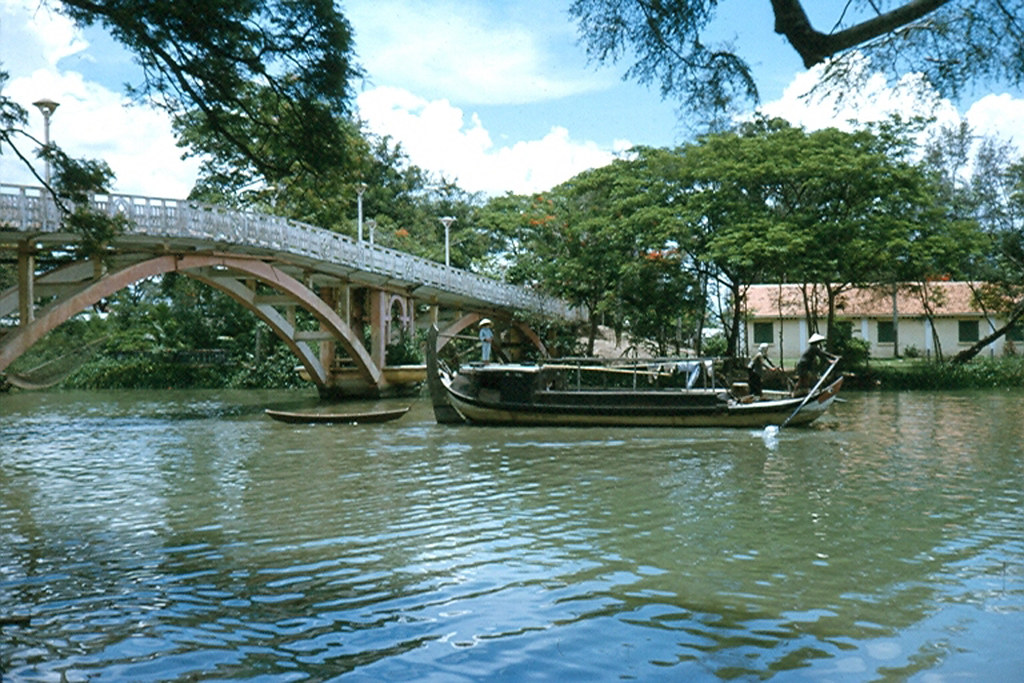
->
xmin=1 ymin=388 xmax=1022 ymax=681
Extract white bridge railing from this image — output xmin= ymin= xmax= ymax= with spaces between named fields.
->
xmin=0 ymin=184 xmax=578 ymax=319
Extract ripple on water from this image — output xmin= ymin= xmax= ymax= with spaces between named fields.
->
xmin=2 ymin=390 xmax=1024 ymax=679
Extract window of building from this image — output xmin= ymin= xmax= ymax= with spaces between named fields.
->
xmin=753 ymin=322 xmax=773 ymax=344
xmin=958 ymin=320 xmax=979 ymax=343
xmin=877 ymin=320 xmax=895 ymax=343
xmin=1008 ymin=324 xmax=1024 ymax=342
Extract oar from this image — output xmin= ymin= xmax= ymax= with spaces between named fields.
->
xmin=772 ymin=357 xmax=840 ymax=432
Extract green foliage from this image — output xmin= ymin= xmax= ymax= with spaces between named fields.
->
xmin=828 ymin=325 xmax=871 ymax=373
xmin=569 ymin=1 xmax=1024 ymax=121
xmin=63 ymin=354 xmax=226 ymax=390
xmin=61 ymin=0 xmax=360 ymax=182
xmin=227 ymin=344 xmax=306 ymax=389
xmin=702 ymin=333 xmax=727 ymax=357
xmin=868 ymin=357 xmax=1024 ymax=390
xmin=386 ymin=329 xmax=425 ymax=366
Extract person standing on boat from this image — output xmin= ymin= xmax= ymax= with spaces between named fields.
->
xmin=746 ymin=342 xmax=775 ymax=398
xmin=795 ymin=332 xmax=837 ymax=395
xmin=478 ymin=318 xmax=494 ymax=362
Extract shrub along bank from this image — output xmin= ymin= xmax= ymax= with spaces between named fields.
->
xmin=857 ymin=356 xmax=1024 ymax=390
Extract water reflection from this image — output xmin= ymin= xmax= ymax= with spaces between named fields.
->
xmin=1 ymin=389 xmax=1023 ymax=679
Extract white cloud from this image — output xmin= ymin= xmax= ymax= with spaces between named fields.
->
xmin=358 ymin=86 xmax=621 ymax=195
xmin=964 ymin=93 xmax=1024 ymax=149
xmin=1 ymin=0 xmax=87 ymax=72
xmin=346 ymin=0 xmax=610 ymax=105
xmin=759 ymin=57 xmax=960 ymax=133
xmin=1 ymin=0 xmax=199 ymax=198
xmin=758 ymin=56 xmax=1024 ymax=164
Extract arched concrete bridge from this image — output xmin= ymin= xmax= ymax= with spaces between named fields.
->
xmin=0 ymin=184 xmax=579 ymax=397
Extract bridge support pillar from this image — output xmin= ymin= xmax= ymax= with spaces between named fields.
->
xmin=369 ymin=289 xmax=387 ymax=369
xmin=318 ymin=286 xmax=339 ymax=373
xmin=17 ymin=241 xmax=34 ymax=327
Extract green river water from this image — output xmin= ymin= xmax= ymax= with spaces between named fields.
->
xmin=1 ymin=388 xmax=1022 ymax=681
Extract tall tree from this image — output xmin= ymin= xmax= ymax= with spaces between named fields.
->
xmin=569 ymin=1 xmax=1024 ymax=118
xmin=1 ymin=0 xmax=359 ymax=204
xmin=921 ymin=124 xmax=1024 ymax=362
xmin=60 ymin=0 xmax=360 ymax=179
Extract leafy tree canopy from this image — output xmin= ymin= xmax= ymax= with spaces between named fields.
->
xmin=569 ymin=0 xmax=1024 ymax=121
xmin=60 ymin=0 xmax=361 ymax=179
xmin=1 ymin=0 xmax=359 ymax=190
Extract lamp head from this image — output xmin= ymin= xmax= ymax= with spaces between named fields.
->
xmin=33 ymin=98 xmax=60 ymax=118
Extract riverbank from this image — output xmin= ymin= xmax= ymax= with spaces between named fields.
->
xmin=6 ymin=345 xmax=1024 ymax=393
xmin=851 ymin=355 xmax=1024 ymax=390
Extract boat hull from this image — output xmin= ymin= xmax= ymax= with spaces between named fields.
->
xmin=444 ymin=378 xmax=842 ymax=428
xmin=264 ymin=406 xmax=409 ymax=424
xmin=424 ymin=325 xmax=842 ymax=428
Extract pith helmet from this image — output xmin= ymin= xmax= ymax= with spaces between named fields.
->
xmin=479 ymin=318 xmax=492 ymax=327
xmin=808 ymin=332 xmax=826 ymax=344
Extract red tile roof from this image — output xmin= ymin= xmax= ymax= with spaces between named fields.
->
xmin=746 ymin=282 xmax=988 ymax=318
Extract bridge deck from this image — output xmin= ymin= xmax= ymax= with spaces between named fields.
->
xmin=0 ymin=184 xmax=577 ymax=319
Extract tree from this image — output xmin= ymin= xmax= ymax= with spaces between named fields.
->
xmin=920 ymin=124 xmax=1024 ymax=362
xmin=638 ymin=117 xmax=957 ymax=360
xmin=533 ymin=168 xmax=639 ymax=354
xmin=60 ymin=0 xmax=360 ymax=180
xmin=569 ymin=1 xmax=1024 ymax=119
xmin=2 ymin=0 xmax=359 ymax=209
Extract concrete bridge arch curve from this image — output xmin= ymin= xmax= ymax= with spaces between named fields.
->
xmin=0 ymin=254 xmax=381 ymax=393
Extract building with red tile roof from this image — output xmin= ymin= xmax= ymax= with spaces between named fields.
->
xmin=744 ymin=282 xmax=1023 ymax=361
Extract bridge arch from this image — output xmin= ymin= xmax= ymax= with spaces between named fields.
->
xmin=437 ymin=312 xmax=548 ymax=360
xmin=0 ymin=254 xmax=382 ymax=392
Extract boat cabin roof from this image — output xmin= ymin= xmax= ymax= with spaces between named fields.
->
xmin=466 ymin=362 xmax=542 ymax=374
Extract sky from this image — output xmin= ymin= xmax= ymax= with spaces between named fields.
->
xmin=2 ymin=0 xmax=1024 ymax=200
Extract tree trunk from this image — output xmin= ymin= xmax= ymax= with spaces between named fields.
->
xmin=951 ymin=298 xmax=1024 ymax=363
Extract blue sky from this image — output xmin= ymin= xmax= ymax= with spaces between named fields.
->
xmin=3 ymin=0 xmax=1023 ymax=199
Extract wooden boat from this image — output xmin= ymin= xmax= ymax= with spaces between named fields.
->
xmin=264 ymin=406 xmax=409 ymax=424
xmin=426 ymin=326 xmax=842 ymax=428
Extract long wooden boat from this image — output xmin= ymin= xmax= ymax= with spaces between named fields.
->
xmin=426 ymin=326 xmax=842 ymax=428
xmin=264 ymin=406 xmax=409 ymax=424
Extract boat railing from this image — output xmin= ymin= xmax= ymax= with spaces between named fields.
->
xmin=538 ymin=356 xmax=720 ymax=392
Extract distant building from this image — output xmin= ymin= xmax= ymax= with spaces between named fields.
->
xmin=744 ymin=282 xmax=1024 ymax=360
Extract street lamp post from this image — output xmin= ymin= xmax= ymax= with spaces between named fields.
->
xmin=32 ymin=98 xmax=59 ymax=186
xmin=439 ymin=216 xmax=456 ymax=267
xmin=356 ymin=182 xmax=367 ymax=242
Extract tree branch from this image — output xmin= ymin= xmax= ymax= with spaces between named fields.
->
xmin=770 ymin=0 xmax=952 ymax=67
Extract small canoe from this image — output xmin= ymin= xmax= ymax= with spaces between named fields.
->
xmin=264 ymin=406 xmax=409 ymax=424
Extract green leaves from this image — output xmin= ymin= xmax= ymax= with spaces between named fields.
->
xmin=570 ymin=1 xmax=1024 ymax=121
xmin=61 ymin=0 xmax=359 ymax=181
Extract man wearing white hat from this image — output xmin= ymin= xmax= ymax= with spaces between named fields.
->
xmin=478 ymin=318 xmax=494 ymax=362
xmin=746 ymin=342 xmax=775 ymax=398
xmin=795 ymin=332 xmax=837 ymax=395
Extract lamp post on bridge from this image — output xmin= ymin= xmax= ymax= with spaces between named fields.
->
xmin=32 ymin=98 xmax=59 ymax=187
xmin=439 ymin=216 xmax=456 ymax=267
xmin=356 ymin=182 xmax=368 ymax=242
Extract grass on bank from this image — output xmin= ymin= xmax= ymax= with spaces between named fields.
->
xmin=854 ymin=356 xmax=1024 ymax=390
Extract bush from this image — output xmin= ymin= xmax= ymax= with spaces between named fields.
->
xmin=386 ymin=330 xmax=424 ymax=365
xmin=228 ymin=345 xmax=306 ymax=389
xmin=867 ymin=356 xmax=1024 ymax=390
xmin=829 ymin=324 xmax=870 ymax=372
xmin=702 ymin=333 xmax=728 ymax=357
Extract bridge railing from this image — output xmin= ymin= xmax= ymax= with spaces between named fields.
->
xmin=0 ymin=184 xmax=580 ymax=319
